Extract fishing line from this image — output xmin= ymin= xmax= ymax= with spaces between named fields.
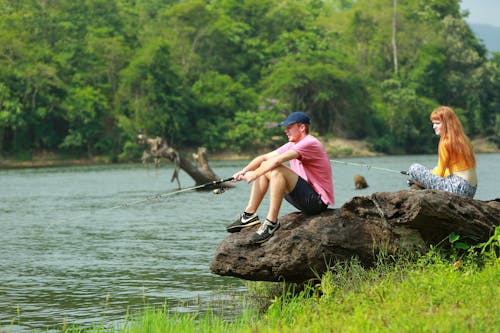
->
xmin=330 ymin=159 xmax=408 ymax=175
xmin=104 ymin=177 xmax=234 ymax=211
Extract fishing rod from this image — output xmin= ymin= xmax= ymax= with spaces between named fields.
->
xmin=106 ymin=177 xmax=234 ymax=211
xmin=330 ymin=159 xmax=408 ymax=175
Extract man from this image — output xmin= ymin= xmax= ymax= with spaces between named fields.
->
xmin=226 ymin=111 xmax=334 ymax=243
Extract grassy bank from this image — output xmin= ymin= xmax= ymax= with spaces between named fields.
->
xmin=43 ymin=229 xmax=499 ymax=333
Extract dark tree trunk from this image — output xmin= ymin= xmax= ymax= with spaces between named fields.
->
xmin=137 ymin=134 xmax=232 ymax=189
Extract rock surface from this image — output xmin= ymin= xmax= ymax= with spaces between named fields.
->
xmin=210 ymin=190 xmax=500 ymax=282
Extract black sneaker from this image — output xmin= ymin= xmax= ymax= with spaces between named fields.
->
xmin=250 ymin=219 xmax=280 ymax=244
xmin=226 ymin=213 xmax=260 ymax=233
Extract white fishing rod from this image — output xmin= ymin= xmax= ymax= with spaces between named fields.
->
xmin=330 ymin=159 xmax=408 ymax=175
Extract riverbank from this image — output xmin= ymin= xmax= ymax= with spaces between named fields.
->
xmin=0 ymin=151 xmax=115 ymax=169
xmin=1 ymin=137 xmax=498 ymax=169
xmin=210 ymin=137 xmax=380 ymax=161
xmin=0 ymin=137 xmax=375 ymax=169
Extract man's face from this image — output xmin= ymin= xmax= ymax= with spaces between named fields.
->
xmin=284 ymin=122 xmax=304 ymax=142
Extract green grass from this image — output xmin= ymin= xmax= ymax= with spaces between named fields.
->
xmin=5 ymin=229 xmax=500 ymax=333
xmin=253 ymin=255 xmax=500 ymax=332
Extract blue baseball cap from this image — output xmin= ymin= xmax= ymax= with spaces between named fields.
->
xmin=278 ymin=112 xmax=311 ymax=126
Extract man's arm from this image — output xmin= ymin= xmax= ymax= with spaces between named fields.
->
xmin=239 ymin=149 xmax=299 ymax=183
xmin=233 ymin=151 xmax=276 ymax=181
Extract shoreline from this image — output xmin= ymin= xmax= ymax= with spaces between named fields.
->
xmin=1 ymin=137 xmax=498 ymax=170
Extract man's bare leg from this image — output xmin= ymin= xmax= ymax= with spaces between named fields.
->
xmin=266 ymin=166 xmax=298 ymax=222
xmin=244 ymin=174 xmax=269 ymax=214
xmin=249 ymin=166 xmax=297 ymax=243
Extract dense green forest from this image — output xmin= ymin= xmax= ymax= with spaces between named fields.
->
xmin=0 ymin=0 xmax=499 ymax=161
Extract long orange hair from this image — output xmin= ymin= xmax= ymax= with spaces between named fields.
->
xmin=430 ymin=106 xmax=476 ymax=167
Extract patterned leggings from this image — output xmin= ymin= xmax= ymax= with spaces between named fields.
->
xmin=408 ymin=163 xmax=477 ymax=198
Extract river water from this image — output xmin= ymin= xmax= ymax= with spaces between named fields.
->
xmin=1 ymin=153 xmax=499 ymax=331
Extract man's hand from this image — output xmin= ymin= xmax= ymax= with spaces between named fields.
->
xmin=241 ymin=171 xmax=256 ymax=183
xmin=232 ymin=170 xmax=247 ymax=181
xmin=233 ymin=170 xmax=256 ymax=183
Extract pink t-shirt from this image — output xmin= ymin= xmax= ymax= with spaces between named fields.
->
xmin=276 ymin=135 xmax=335 ymax=206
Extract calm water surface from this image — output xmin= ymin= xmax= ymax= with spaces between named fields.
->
xmin=1 ymin=153 xmax=499 ymax=331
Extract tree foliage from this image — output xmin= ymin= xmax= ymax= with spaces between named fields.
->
xmin=0 ymin=0 xmax=498 ymax=159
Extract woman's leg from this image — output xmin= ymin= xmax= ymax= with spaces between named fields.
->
xmin=447 ymin=175 xmax=477 ymax=198
xmin=408 ymin=164 xmax=477 ymax=198
xmin=408 ymin=163 xmax=448 ymax=190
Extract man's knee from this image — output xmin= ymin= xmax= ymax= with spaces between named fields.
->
xmin=269 ymin=167 xmax=298 ymax=192
xmin=268 ymin=167 xmax=285 ymax=178
xmin=269 ymin=166 xmax=295 ymax=183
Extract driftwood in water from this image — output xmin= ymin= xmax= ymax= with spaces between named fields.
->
xmin=210 ymin=189 xmax=500 ymax=283
xmin=137 ymin=134 xmax=233 ymax=190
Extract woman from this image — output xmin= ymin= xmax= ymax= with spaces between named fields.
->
xmin=408 ymin=106 xmax=477 ymax=198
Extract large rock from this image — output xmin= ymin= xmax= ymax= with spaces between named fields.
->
xmin=210 ymin=190 xmax=500 ymax=283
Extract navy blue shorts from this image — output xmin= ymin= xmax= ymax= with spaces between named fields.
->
xmin=284 ymin=176 xmax=327 ymax=214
